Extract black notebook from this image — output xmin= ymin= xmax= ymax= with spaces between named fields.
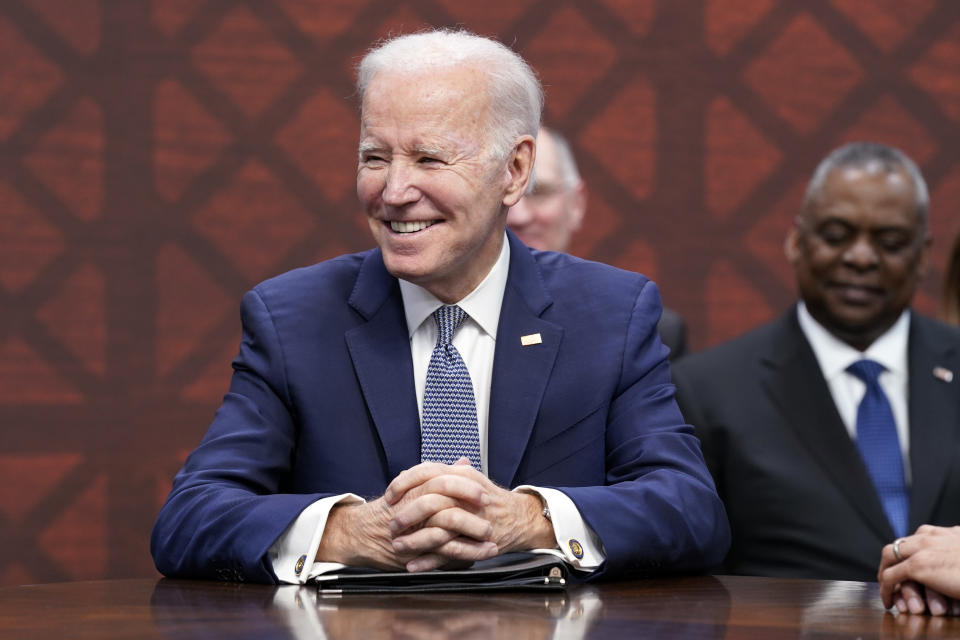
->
xmin=313 ymin=552 xmax=575 ymax=594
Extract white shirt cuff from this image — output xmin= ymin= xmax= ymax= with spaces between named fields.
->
xmin=514 ymin=485 xmax=605 ymax=570
xmin=268 ymin=493 xmax=365 ymax=584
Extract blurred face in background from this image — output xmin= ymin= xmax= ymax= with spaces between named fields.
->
xmin=507 ymin=128 xmax=586 ymax=252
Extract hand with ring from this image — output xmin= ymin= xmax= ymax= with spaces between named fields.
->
xmin=878 ymin=525 xmax=960 ymax=616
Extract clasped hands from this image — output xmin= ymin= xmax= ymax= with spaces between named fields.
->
xmin=878 ymin=525 xmax=960 ymax=617
xmin=316 ymin=459 xmax=555 ymax=572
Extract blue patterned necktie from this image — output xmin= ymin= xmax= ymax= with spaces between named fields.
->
xmin=420 ymin=305 xmax=481 ymax=470
xmin=847 ymin=359 xmax=909 ymax=538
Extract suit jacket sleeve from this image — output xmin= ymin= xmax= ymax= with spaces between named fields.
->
xmin=151 ymin=288 xmax=332 ymax=583
xmin=558 ymin=280 xmax=730 ymax=577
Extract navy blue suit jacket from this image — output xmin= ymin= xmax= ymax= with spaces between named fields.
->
xmin=151 ymin=232 xmax=729 ymax=583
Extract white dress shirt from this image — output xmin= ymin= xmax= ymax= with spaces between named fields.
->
xmin=796 ymin=302 xmax=911 ymax=482
xmin=269 ymin=234 xmax=603 ymax=583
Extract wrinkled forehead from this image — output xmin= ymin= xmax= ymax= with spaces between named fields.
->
xmin=361 ymin=66 xmax=492 ymax=118
xmin=359 ymin=67 xmax=496 ymax=155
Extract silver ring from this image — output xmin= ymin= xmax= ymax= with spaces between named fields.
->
xmin=893 ymin=538 xmax=906 ymax=562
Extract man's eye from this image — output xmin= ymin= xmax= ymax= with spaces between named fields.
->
xmin=875 ymin=232 xmax=911 ymax=252
xmin=818 ymin=227 xmax=851 ymax=246
xmin=418 ymin=156 xmax=440 ymax=164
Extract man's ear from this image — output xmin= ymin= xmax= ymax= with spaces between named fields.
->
xmin=784 ymin=224 xmax=801 ymax=265
xmin=502 ymin=136 xmax=535 ymax=207
xmin=915 ymin=233 xmax=933 ymax=280
xmin=569 ymin=180 xmax=587 ymax=232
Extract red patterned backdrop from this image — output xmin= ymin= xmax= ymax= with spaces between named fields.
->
xmin=1 ymin=0 xmax=959 ymax=585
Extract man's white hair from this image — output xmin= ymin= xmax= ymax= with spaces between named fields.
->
xmin=357 ymin=29 xmax=543 ymax=161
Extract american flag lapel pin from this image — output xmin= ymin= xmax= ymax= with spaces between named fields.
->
xmin=520 ymin=333 xmax=542 ymax=346
xmin=933 ymin=366 xmax=954 ymax=383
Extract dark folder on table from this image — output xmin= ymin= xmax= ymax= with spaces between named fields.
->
xmin=312 ymin=552 xmax=575 ymax=594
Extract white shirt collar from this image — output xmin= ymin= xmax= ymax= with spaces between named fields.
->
xmin=398 ymin=232 xmax=510 ymax=340
xmin=796 ymin=301 xmax=910 ymax=379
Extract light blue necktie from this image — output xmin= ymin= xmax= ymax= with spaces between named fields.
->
xmin=420 ymin=305 xmax=481 ymax=470
xmin=847 ymin=359 xmax=909 ymax=538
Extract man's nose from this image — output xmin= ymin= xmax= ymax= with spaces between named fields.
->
xmin=843 ymin=235 xmax=880 ymax=269
xmin=382 ymin=162 xmax=419 ymax=206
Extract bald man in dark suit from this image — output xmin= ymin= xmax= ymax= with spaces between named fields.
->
xmin=673 ymin=142 xmax=960 ymax=583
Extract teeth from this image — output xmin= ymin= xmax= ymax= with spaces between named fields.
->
xmin=390 ymin=220 xmax=436 ymax=233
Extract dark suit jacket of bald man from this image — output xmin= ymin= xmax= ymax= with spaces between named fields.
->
xmin=672 ymin=308 xmax=960 ymax=581
xmin=658 ymin=308 xmax=687 ymax=361
xmin=152 ymin=231 xmax=729 ymax=583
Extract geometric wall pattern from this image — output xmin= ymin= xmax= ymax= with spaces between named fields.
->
xmin=1 ymin=0 xmax=959 ymax=585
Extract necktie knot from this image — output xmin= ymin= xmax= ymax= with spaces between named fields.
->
xmin=434 ymin=305 xmax=466 ymax=346
xmin=847 ymin=359 xmax=886 ymax=386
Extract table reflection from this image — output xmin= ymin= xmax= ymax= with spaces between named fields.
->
xmin=6 ymin=573 xmax=959 ymax=639
xmin=287 ymin=588 xmax=601 ymax=640
xmin=151 ymin=579 xmax=290 ymax=639
xmin=151 ymin=579 xmax=604 ymax=640
xmin=881 ymin=610 xmax=960 ymax=640
xmin=149 ymin=576 xmax=736 ymax=639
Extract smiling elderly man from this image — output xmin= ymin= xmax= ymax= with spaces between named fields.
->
xmin=151 ymin=29 xmax=728 ymax=584
xmin=673 ymin=142 xmax=960 ymax=583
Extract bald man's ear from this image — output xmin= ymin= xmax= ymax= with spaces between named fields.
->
xmin=784 ymin=224 xmax=801 ymax=265
xmin=502 ymin=136 xmax=535 ymax=207
xmin=915 ymin=233 xmax=933 ymax=279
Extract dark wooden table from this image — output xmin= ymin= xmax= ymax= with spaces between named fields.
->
xmin=0 ymin=574 xmax=957 ymax=639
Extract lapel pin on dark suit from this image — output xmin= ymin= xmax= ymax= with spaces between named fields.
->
xmin=521 ymin=333 xmax=542 ymax=346
xmin=933 ymin=366 xmax=954 ymax=383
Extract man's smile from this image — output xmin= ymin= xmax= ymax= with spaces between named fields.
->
xmin=389 ymin=220 xmax=439 ymax=234
xmin=827 ymin=281 xmax=884 ymax=304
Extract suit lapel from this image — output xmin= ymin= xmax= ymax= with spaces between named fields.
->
xmin=762 ymin=311 xmax=894 ymax=540
xmin=907 ymin=316 xmax=959 ymax=528
xmin=345 ymin=250 xmax=421 ymax=480
xmin=487 ymin=233 xmax=562 ymax=487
